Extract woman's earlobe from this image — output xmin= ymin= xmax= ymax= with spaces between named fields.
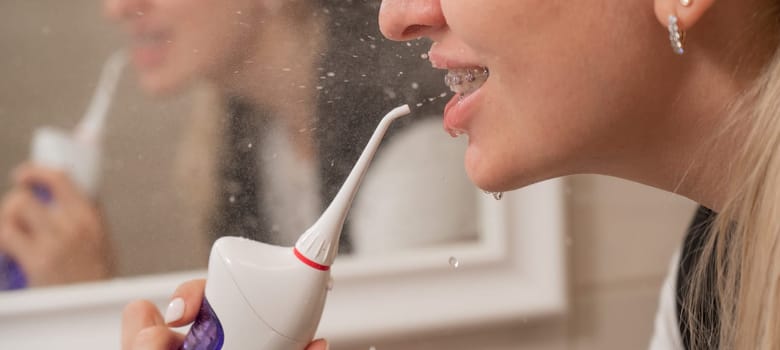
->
xmin=654 ymin=0 xmax=716 ymax=31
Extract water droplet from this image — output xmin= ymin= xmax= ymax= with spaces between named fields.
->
xmin=439 ymin=92 xmax=448 ymax=98
xmin=136 ymin=11 xmax=145 ymax=16
xmin=411 ymin=82 xmax=419 ymax=89
xmin=483 ymin=191 xmax=503 ymax=200
xmin=420 ymin=53 xmax=429 ymax=59
xmin=229 ymin=195 xmax=236 ymax=203
xmin=369 ymin=346 xmax=377 ymax=350
xmin=406 ymin=42 xmax=412 ymax=47
xmin=327 ymin=277 xmax=334 ymax=291
xmin=326 ymin=72 xmax=336 ymax=77
xmin=236 ymin=10 xmax=242 ymax=15
xmin=282 ymin=67 xmax=292 ymax=72
xmin=247 ymin=143 xmax=253 ymax=149
xmin=449 ymin=256 xmax=460 ymax=269
xmin=416 ymin=102 xmax=424 ymax=107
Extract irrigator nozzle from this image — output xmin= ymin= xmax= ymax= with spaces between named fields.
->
xmin=74 ymin=50 xmax=127 ymax=145
xmin=295 ymin=104 xmax=412 ymax=267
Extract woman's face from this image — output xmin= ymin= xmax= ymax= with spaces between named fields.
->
xmin=379 ymin=0 xmax=677 ymax=191
xmin=104 ymin=0 xmax=267 ymax=95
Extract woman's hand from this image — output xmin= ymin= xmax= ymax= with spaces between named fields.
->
xmin=122 ymin=279 xmax=329 ymax=350
xmin=0 ymin=162 xmax=114 ymax=286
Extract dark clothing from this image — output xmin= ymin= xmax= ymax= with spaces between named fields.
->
xmin=676 ymin=206 xmax=720 ymax=349
xmin=211 ymin=99 xmax=267 ymax=242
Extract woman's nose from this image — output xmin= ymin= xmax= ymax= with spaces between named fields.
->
xmin=379 ymin=0 xmax=446 ymax=41
xmin=103 ymin=0 xmax=146 ymax=21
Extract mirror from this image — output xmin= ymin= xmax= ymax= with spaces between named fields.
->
xmin=0 ymin=1 xmax=479 ymax=288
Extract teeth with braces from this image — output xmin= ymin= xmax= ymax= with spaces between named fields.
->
xmin=444 ymin=67 xmax=489 ymax=96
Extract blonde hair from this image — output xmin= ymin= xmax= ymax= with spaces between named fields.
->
xmin=686 ymin=19 xmax=780 ymax=349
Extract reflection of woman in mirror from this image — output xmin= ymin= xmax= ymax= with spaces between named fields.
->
xmin=0 ymin=0 xmax=327 ymax=289
xmin=126 ymin=0 xmax=780 ymax=349
xmin=107 ymin=0 xmax=472 ymax=254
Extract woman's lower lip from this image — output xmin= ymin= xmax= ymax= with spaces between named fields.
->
xmin=443 ymin=87 xmax=484 ymax=137
xmin=131 ymin=44 xmax=166 ymax=70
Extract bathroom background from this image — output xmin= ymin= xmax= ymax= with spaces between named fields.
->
xmin=0 ymin=1 xmax=696 ymax=349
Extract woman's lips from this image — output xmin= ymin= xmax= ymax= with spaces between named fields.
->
xmin=130 ymin=31 xmax=170 ymax=70
xmin=443 ymin=84 xmax=485 ymax=137
xmin=440 ymin=66 xmax=489 ymax=138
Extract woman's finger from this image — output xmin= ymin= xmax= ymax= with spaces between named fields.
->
xmin=164 ymin=279 xmax=207 ymax=327
xmin=0 ymin=221 xmax=33 ymax=260
xmin=132 ymin=325 xmax=185 ymax=350
xmin=122 ymin=300 xmax=165 ymax=350
xmin=1 ymin=188 xmax=50 ymax=241
xmin=13 ymin=163 xmax=88 ymax=208
xmin=306 ymin=339 xmax=329 ymax=350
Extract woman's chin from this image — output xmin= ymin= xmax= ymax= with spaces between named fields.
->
xmin=464 ymin=146 xmax=544 ymax=193
xmin=464 ymin=147 xmax=511 ymax=192
xmin=138 ymin=74 xmax=186 ymax=98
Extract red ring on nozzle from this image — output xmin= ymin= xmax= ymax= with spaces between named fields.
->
xmin=293 ymin=248 xmax=330 ymax=271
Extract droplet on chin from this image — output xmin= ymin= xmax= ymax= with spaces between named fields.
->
xmin=449 ymin=256 xmax=460 ymax=269
xmin=483 ymin=190 xmax=504 ymax=200
xmin=447 ymin=129 xmax=464 ymax=138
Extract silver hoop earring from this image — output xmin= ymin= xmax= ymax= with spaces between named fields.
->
xmin=668 ymin=15 xmax=685 ymax=55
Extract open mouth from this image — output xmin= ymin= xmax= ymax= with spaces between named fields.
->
xmin=444 ymin=67 xmax=489 ymax=98
xmin=133 ymin=31 xmax=168 ymax=47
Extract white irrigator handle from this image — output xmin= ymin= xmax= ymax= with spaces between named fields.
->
xmin=295 ymin=104 xmax=411 ymax=267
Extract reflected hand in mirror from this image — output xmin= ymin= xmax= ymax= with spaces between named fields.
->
xmin=0 ymin=163 xmax=113 ymax=288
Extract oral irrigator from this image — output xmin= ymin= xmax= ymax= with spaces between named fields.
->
xmin=31 ymin=50 xmax=126 ymax=198
xmin=0 ymin=51 xmax=126 ymax=291
xmin=180 ymin=104 xmax=412 ymax=350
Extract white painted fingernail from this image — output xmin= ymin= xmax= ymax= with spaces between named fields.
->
xmin=164 ymin=298 xmax=185 ymax=324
